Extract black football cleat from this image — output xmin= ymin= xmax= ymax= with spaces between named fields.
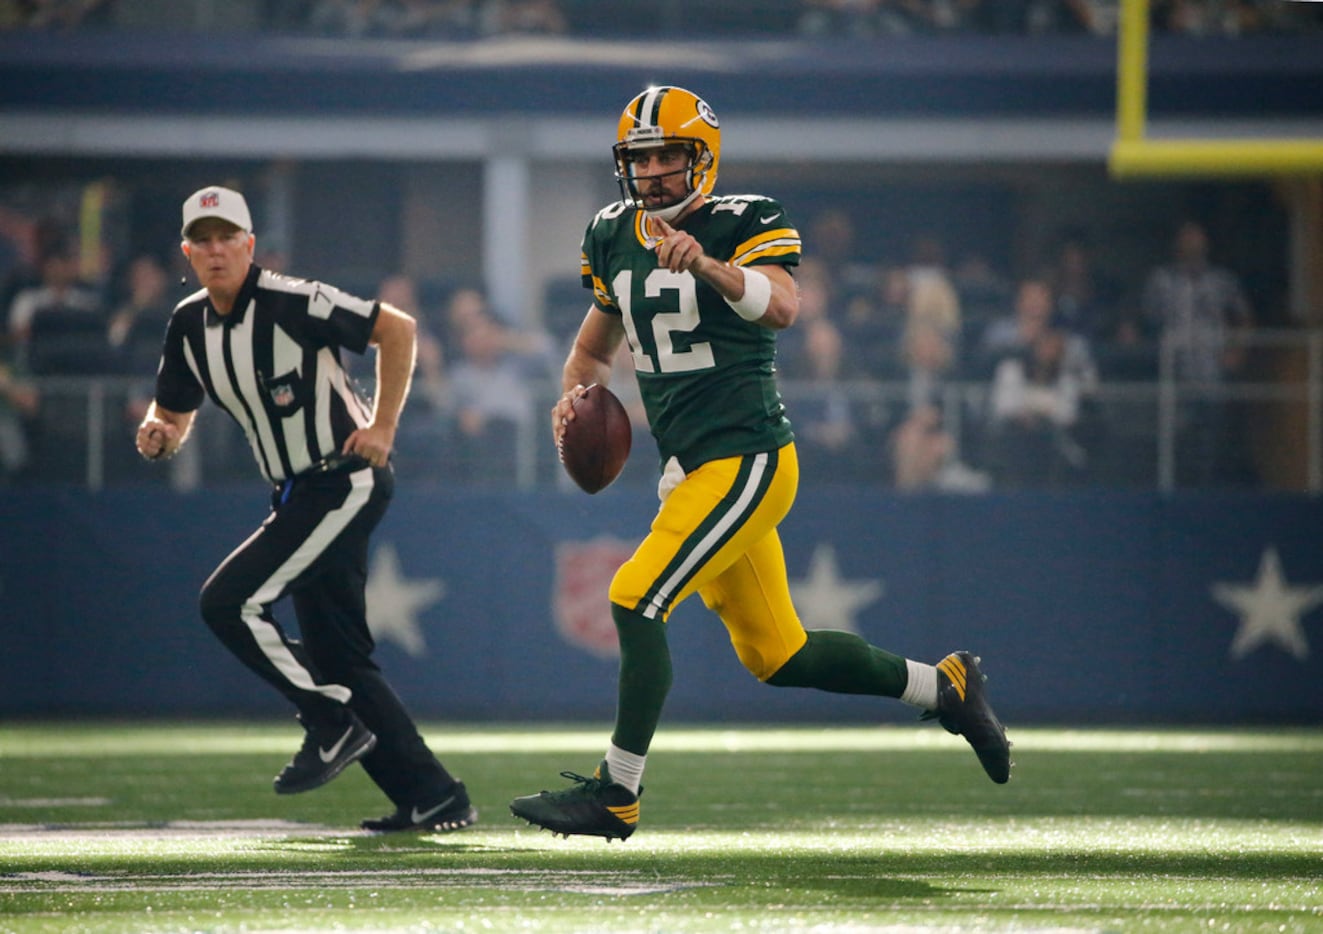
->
xmin=273 ymin=712 xmax=376 ymax=795
xmin=928 ymin=651 xmax=1012 ymax=784
xmin=509 ymin=763 xmax=640 ymax=841
xmin=362 ymin=782 xmax=478 ymax=833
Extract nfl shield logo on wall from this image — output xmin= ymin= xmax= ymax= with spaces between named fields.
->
xmin=553 ymin=536 xmax=634 ymax=658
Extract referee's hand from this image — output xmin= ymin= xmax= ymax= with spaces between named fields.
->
xmin=136 ymin=418 xmax=179 ymax=461
xmin=343 ymin=424 xmax=394 ymax=468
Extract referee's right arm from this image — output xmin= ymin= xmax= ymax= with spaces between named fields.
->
xmin=136 ymin=402 xmax=195 ymax=461
xmin=340 ymin=302 xmax=416 ymax=467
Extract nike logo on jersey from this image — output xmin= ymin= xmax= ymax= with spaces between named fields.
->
xmin=411 ymin=796 xmax=457 ymax=824
xmin=759 ymin=212 xmax=782 ymax=224
xmin=318 ymin=725 xmax=355 ymax=763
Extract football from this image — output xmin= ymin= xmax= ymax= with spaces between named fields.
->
xmin=558 ymin=383 xmax=632 ymax=494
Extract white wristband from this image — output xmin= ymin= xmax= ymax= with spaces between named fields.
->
xmin=725 ymin=265 xmax=771 ymax=322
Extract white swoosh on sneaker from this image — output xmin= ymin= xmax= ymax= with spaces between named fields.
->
xmin=411 ymin=796 xmax=457 ymax=824
xmin=318 ymin=725 xmax=355 ymax=764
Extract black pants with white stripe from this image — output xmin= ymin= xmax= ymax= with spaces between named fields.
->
xmin=199 ymin=462 xmax=454 ymax=807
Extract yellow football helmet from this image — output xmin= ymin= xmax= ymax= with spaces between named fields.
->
xmin=613 ymin=86 xmax=721 ymax=222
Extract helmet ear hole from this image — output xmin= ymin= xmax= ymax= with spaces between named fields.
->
xmin=695 ymin=146 xmax=712 ymax=174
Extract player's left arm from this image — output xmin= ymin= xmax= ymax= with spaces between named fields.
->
xmin=650 ymin=217 xmax=798 ymax=330
xmin=343 ymin=300 xmax=417 ymax=467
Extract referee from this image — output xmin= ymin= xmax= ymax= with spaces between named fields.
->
xmin=136 ymin=185 xmax=476 ymax=833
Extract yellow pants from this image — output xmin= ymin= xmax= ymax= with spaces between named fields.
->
xmin=607 ymin=442 xmax=808 ymax=681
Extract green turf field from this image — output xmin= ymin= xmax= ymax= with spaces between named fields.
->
xmin=1 ymin=722 xmax=1320 ymax=932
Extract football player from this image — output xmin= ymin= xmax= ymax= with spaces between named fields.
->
xmin=510 ymin=86 xmax=1011 ymax=841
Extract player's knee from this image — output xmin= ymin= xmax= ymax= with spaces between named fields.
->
xmin=606 ymin=576 xmax=631 ymax=609
xmin=764 ymin=643 xmax=812 ymax=688
xmin=733 ymin=639 xmax=794 ymax=683
xmin=608 ymin=565 xmax=660 ymax=618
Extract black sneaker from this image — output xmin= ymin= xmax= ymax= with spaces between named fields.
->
xmin=928 ymin=651 xmax=1012 ymax=784
xmin=273 ymin=712 xmax=377 ymax=795
xmin=361 ymin=782 xmax=478 ymax=832
xmin=509 ymin=763 xmax=640 ymax=841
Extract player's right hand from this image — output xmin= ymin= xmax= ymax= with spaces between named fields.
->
xmin=650 ymin=217 xmax=707 ymax=274
xmin=551 ymin=384 xmax=587 ymax=447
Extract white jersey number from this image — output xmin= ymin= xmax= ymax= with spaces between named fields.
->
xmin=613 ymin=269 xmax=715 ymax=374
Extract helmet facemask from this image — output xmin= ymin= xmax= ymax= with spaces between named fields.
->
xmin=613 ymin=86 xmax=721 ymax=224
xmin=614 ymin=135 xmax=713 ymax=224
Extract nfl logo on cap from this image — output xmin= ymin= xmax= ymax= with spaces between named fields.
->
xmin=181 ymin=186 xmax=253 ymax=238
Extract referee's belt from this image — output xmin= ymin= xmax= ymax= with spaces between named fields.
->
xmin=302 ymin=452 xmax=373 ymax=476
xmin=276 ymin=453 xmax=373 ymax=503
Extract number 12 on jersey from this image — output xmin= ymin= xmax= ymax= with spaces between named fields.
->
xmin=614 ymin=268 xmax=716 ymax=375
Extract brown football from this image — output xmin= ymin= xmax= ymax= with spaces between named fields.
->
xmin=559 ymin=384 xmax=632 ymax=494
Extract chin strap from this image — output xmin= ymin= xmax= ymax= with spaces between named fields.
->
xmin=643 ymin=187 xmax=702 ymax=224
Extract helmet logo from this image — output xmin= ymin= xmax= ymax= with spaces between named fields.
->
xmin=696 ymin=98 xmax=719 ymax=129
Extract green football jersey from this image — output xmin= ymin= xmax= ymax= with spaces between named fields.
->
xmin=580 ymin=194 xmax=802 ymax=472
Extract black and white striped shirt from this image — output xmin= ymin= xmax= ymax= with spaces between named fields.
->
xmin=155 ymin=264 xmax=378 ymax=484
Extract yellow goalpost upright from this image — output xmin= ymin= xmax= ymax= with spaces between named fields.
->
xmin=1107 ymin=0 xmax=1323 ymax=178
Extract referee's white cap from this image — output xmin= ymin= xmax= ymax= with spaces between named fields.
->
xmin=181 ymin=186 xmax=253 ymax=238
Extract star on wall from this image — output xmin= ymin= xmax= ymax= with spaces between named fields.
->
xmin=365 ymin=542 xmax=445 ymax=658
xmin=790 ymin=543 xmax=884 ymax=634
xmin=1210 ymin=546 xmax=1323 ymax=662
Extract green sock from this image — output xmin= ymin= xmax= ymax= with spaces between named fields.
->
xmin=609 ymin=604 xmax=673 ymax=756
xmin=765 ymin=629 xmax=908 ymax=697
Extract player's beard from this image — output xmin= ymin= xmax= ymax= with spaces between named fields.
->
xmin=638 ymin=172 xmax=697 ymax=224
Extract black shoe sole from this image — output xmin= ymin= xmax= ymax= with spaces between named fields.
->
xmin=362 ymin=804 xmax=479 ymax=833
xmin=508 ymin=803 xmax=635 ymax=841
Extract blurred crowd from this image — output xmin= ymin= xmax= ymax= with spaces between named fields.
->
xmin=2 ymin=0 xmax=1321 ymax=37
xmin=0 ymin=0 xmax=1307 ymax=492
xmin=0 ymin=199 xmax=1266 ymax=492
xmin=760 ymin=210 xmax=1259 ymax=492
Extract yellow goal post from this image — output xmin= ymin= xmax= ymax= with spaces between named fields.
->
xmin=1107 ymin=0 xmax=1323 ymax=178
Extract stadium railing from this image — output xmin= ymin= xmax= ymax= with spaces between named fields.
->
xmin=10 ymin=329 xmax=1320 ymax=493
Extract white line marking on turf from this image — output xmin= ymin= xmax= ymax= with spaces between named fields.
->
xmin=0 ymin=867 xmax=714 ymax=896
xmin=0 ymin=819 xmax=332 ymax=839
xmin=0 ymin=822 xmax=717 ymax=896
